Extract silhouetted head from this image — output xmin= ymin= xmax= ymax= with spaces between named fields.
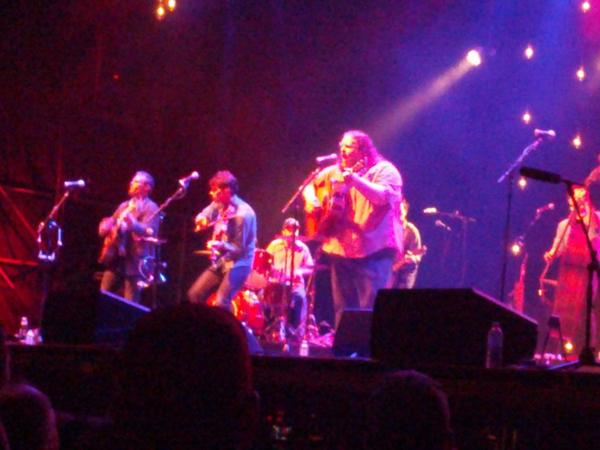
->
xmin=114 ymin=302 xmax=257 ymax=449
xmin=0 ymin=383 xmax=59 ymax=450
xmin=367 ymin=370 xmax=454 ymax=450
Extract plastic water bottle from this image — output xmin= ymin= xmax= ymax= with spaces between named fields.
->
xmin=486 ymin=321 xmax=504 ymax=369
xmin=18 ymin=316 xmax=29 ymax=341
xmin=299 ymin=339 xmax=309 ymax=357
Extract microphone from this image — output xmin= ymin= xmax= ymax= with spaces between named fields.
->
xmin=519 ymin=167 xmax=562 ymax=184
xmin=178 ymin=171 xmax=200 ymax=187
xmin=63 ymin=179 xmax=86 ymax=189
xmin=423 ymin=207 xmax=438 ymax=214
xmin=534 ymin=129 xmax=556 ymax=140
xmin=536 ymin=202 xmax=555 ymax=214
xmin=435 ymin=220 xmax=452 ymax=232
xmin=315 ymin=153 xmax=338 ymax=165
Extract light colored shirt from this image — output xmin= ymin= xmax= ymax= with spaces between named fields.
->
xmin=266 ymin=237 xmax=314 ymax=287
xmin=316 ymin=160 xmax=403 ymax=258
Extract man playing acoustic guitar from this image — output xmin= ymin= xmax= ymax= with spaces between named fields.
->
xmin=303 ymin=130 xmax=403 ymax=328
xmin=98 ymin=171 xmax=160 ymax=303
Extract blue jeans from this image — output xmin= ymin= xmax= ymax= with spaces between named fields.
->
xmin=187 ymin=264 xmax=250 ymax=312
xmin=329 ymin=249 xmax=395 ymax=328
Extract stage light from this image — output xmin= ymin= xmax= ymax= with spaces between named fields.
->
xmin=582 ymin=1 xmax=591 ymax=13
xmin=510 ymin=241 xmax=523 ymax=256
xmin=156 ymin=4 xmax=166 ymax=19
xmin=167 ymin=0 xmax=176 ymax=11
xmin=524 ymin=44 xmax=534 ymax=60
xmin=522 ymin=111 xmax=532 ymax=124
xmin=577 ymin=66 xmax=586 ymax=81
xmin=518 ymin=177 xmax=528 ymax=190
xmin=572 ymin=134 xmax=583 ymax=149
xmin=466 ymin=49 xmax=482 ymax=67
xmin=564 ymin=340 xmax=574 ymax=353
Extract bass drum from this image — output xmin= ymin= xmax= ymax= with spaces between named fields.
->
xmin=207 ymin=290 xmax=265 ymax=336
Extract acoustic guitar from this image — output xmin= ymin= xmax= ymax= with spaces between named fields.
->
xmin=315 ymin=159 xmax=367 ymax=238
xmin=98 ymin=202 xmax=136 ymax=265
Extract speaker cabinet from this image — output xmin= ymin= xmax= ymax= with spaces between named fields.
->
xmin=371 ymin=288 xmax=538 ymax=367
xmin=333 ymin=309 xmax=372 ymax=357
xmin=42 ymin=289 xmax=149 ymax=345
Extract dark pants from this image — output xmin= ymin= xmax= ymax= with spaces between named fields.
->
xmin=391 ymin=267 xmax=419 ymax=289
xmin=100 ymin=269 xmax=141 ymax=303
xmin=329 ymin=249 xmax=395 ymax=328
xmin=187 ymin=264 xmax=250 ymax=312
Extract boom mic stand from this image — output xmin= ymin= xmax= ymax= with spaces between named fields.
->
xmin=37 ymin=189 xmax=75 ymax=307
xmin=141 ymin=180 xmax=195 ymax=308
xmin=497 ymin=135 xmax=548 ymax=302
xmin=519 ymin=166 xmax=599 ymax=368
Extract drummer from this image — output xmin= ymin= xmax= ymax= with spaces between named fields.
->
xmin=266 ymin=217 xmax=314 ymax=339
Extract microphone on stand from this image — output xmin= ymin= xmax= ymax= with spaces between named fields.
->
xmin=178 ymin=171 xmax=200 ymax=188
xmin=315 ymin=153 xmax=338 ymax=165
xmin=435 ymin=220 xmax=452 ymax=232
xmin=534 ymin=129 xmax=556 ymax=140
xmin=519 ymin=167 xmax=562 ymax=184
xmin=535 ymin=202 xmax=555 ymax=214
xmin=63 ymin=179 xmax=86 ymax=189
xmin=422 ymin=207 xmax=438 ymax=214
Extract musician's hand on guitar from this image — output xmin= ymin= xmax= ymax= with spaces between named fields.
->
xmin=304 ymin=199 xmax=322 ymax=215
xmin=342 ymin=170 xmax=357 ymax=185
xmin=543 ymin=250 xmax=555 ymax=263
xmin=98 ymin=217 xmax=115 ymax=236
xmin=194 ymin=216 xmax=209 ymax=232
xmin=207 ymin=240 xmax=226 ymax=252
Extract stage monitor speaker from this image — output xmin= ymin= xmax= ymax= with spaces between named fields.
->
xmin=333 ymin=309 xmax=372 ymax=357
xmin=371 ymin=288 xmax=538 ymax=368
xmin=95 ymin=290 xmax=150 ymax=344
xmin=42 ymin=289 xmax=150 ymax=345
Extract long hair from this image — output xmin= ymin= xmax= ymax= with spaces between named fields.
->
xmin=342 ymin=130 xmax=383 ymax=167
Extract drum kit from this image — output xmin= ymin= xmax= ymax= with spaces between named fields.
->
xmin=199 ymin=246 xmax=314 ymax=345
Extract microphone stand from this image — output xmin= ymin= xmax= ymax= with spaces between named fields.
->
xmin=142 ymin=184 xmax=189 ymax=308
xmin=497 ymin=137 xmax=545 ymax=302
xmin=429 ymin=209 xmax=475 ymax=286
xmin=37 ymin=190 xmax=73 ymax=308
xmin=281 ymin=167 xmax=321 ymax=215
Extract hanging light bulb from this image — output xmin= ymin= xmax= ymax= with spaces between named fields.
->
xmin=576 ymin=66 xmax=586 ymax=81
xmin=572 ymin=134 xmax=583 ymax=149
xmin=518 ymin=177 xmax=528 ymax=190
xmin=156 ymin=1 xmax=166 ymax=20
xmin=167 ymin=0 xmax=176 ymax=12
xmin=522 ymin=111 xmax=532 ymax=124
xmin=581 ymin=1 xmax=591 ymax=13
xmin=524 ymin=44 xmax=534 ymax=60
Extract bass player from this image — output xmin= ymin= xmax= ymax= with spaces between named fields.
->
xmin=303 ymin=130 xmax=403 ymax=328
xmin=98 ymin=171 xmax=160 ymax=303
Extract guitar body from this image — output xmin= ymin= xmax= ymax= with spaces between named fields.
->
xmin=312 ymin=160 xmax=366 ymax=238
xmin=98 ymin=203 xmax=136 ymax=266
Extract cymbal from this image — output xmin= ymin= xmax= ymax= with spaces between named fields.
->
xmin=140 ymin=236 xmax=167 ymax=245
